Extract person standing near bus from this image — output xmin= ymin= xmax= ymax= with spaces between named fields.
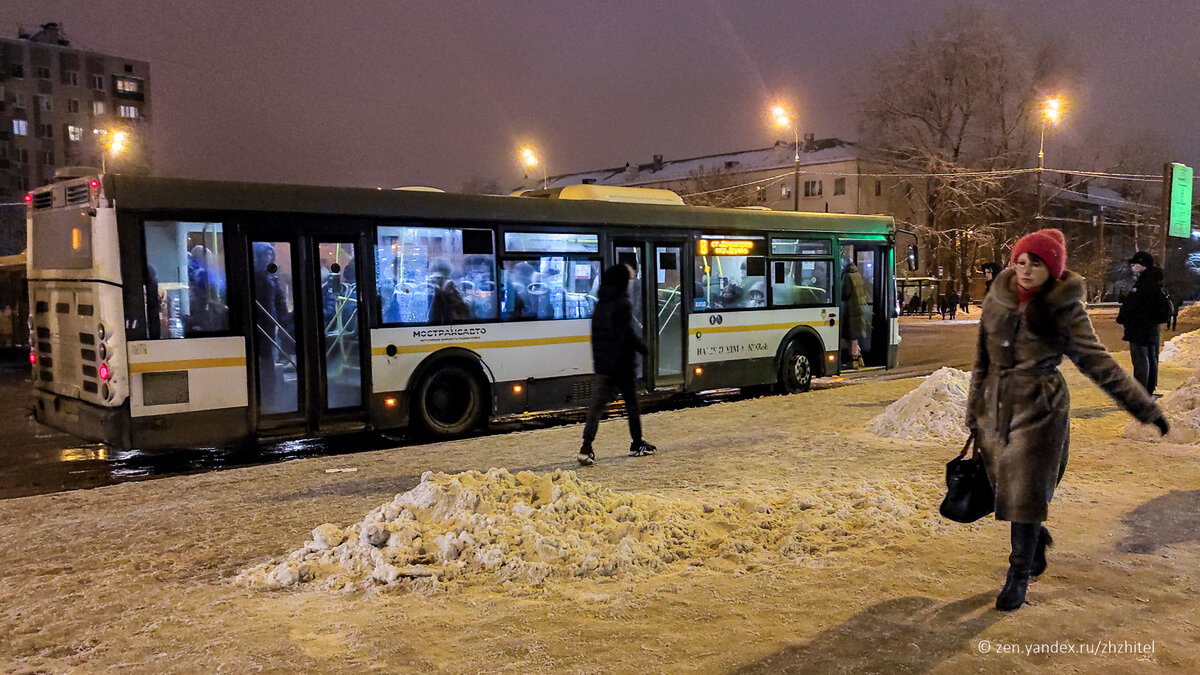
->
xmin=965 ymin=228 xmax=1168 ymax=611
xmin=841 ymin=260 xmax=868 ymax=368
xmin=578 ymin=263 xmax=656 ymax=466
xmin=1117 ymin=251 xmax=1172 ymax=396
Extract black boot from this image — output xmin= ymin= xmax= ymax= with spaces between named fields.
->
xmin=996 ymin=522 xmax=1041 ymax=611
xmin=1030 ymin=526 xmax=1052 ymax=579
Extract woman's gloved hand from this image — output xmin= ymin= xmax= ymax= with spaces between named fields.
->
xmin=1153 ymin=416 xmax=1170 ymax=436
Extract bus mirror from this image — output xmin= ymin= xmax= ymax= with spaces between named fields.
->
xmin=906 ymin=244 xmax=919 ymax=272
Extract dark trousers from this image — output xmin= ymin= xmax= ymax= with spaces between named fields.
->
xmin=582 ymin=373 xmax=642 ymax=444
xmin=1129 ymin=341 xmax=1159 ymax=395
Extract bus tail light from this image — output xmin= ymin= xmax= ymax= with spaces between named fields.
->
xmin=98 ymin=363 xmax=110 ymax=381
xmin=29 ymin=351 xmax=36 ymax=366
xmin=24 ymin=193 xmax=32 ymax=203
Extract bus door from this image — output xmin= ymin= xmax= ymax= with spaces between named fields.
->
xmin=839 ymin=241 xmax=891 ymax=368
xmin=248 ymin=237 xmax=366 ymax=436
xmin=613 ymin=241 xmax=686 ymax=389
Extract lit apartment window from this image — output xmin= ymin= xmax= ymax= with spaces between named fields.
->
xmin=68 ymin=125 xmax=84 ymax=142
xmin=118 ymin=104 xmax=138 ymax=119
xmin=875 ymin=180 xmax=882 ymax=197
xmin=92 ymin=74 xmax=104 ymax=90
xmin=38 ymin=123 xmax=53 ymax=139
xmin=36 ymin=66 xmax=51 ymax=80
xmin=93 ymin=101 xmax=107 ymax=115
xmin=65 ymin=70 xmax=79 ymax=86
xmin=804 ymin=180 xmax=823 ymax=197
xmin=68 ymin=99 xmax=80 ymax=114
xmin=11 ymin=64 xmax=24 ymax=78
xmin=36 ymin=94 xmax=52 ymax=112
xmin=12 ymin=119 xmax=28 ymax=136
xmin=115 ymin=77 xmax=141 ymax=94
xmin=834 ymin=178 xmax=846 ymax=196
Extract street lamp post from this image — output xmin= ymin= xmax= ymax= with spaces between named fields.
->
xmin=771 ymin=104 xmax=800 ymax=211
xmin=520 ymin=146 xmax=547 ymax=190
xmin=93 ymin=128 xmax=129 ymax=173
xmin=1036 ymin=95 xmax=1064 ymax=221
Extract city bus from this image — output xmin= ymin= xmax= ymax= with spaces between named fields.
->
xmin=26 ymin=175 xmax=898 ymax=449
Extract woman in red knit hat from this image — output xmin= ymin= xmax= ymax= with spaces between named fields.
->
xmin=964 ymin=228 xmax=1169 ymax=611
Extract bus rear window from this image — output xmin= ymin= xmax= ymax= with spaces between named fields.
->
xmin=143 ymin=221 xmax=229 ymax=338
xmin=31 ymin=208 xmax=93 ymax=270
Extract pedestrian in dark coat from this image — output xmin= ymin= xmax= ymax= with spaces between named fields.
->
xmin=578 ymin=264 xmax=656 ymax=465
xmin=981 ymin=262 xmax=1004 ymax=296
xmin=841 ymin=261 xmax=869 ymax=367
xmin=1116 ymin=251 xmax=1172 ymax=396
xmin=966 ymin=228 xmax=1168 ymax=611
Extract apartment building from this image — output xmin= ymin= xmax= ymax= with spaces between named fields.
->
xmin=0 ymin=22 xmax=151 ymax=254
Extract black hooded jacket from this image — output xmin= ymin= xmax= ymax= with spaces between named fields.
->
xmin=1117 ymin=265 xmax=1172 ymax=344
xmin=590 ymin=265 xmax=648 ymax=377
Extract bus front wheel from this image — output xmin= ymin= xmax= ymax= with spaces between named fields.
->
xmin=779 ymin=342 xmax=814 ymax=394
xmin=413 ymin=363 xmax=487 ymax=437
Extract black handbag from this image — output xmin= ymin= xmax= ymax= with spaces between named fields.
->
xmin=939 ymin=432 xmax=995 ymax=523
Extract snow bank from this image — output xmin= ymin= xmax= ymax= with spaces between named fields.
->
xmin=1122 ymin=371 xmax=1200 ymax=444
xmin=866 ymin=367 xmax=971 ymax=440
xmin=236 ymin=468 xmax=945 ymax=594
xmin=1159 ymin=330 xmax=1200 ymax=370
xmin=1177 ymin=302 xmax=1200 ymax=320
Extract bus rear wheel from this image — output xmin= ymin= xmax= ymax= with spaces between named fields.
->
xmin=779 ymin=342 xmax=814 ymax=394
xmin=413 ymin=363 xmax=487 ymax=437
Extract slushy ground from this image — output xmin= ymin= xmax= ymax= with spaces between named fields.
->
xmin=1 ymin=354 xmax=1197 ymax=673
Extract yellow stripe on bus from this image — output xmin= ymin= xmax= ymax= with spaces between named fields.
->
xmin=698 ymin=320 xmax=832 ymax=334
xmin=372 ymin=334 xmax=589 ymax=356
xmin=129 ymin=357 xmax=246 ymax=373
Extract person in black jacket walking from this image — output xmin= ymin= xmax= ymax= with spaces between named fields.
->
xmin=579 ymin=264 xmax=656 ymax=465
xmin=1117 ymin=251 xmax=1173 ymax=396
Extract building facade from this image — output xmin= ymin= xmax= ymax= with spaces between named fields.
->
xmin=0 ymin=22 xmax=151 ymax=255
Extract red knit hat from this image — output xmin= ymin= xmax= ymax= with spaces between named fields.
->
xmin=1010 ymin=228 xmax=1067 ymax=279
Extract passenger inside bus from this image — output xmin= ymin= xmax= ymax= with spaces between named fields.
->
xmin=427 ymin=259 xmax=471 ymax=324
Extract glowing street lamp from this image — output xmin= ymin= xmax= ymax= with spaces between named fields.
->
xmin=1036 ymin=95 xmax=1066 ymax=220
xmin=770 ymin=102 xmax=801 ymax=211
xmin=93 ymin=128 xmax=130 ymax=173
xmin=520 ymin=145 xmax=547 ymax=189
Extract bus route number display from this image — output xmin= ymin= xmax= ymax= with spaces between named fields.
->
xmin=698 ymin=239 xmax=758 ymax=256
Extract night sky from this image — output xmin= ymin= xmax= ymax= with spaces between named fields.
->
xmin=3 ymin=1 xmax=1198 ymax=191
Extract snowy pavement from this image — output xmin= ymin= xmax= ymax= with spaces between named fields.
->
xmin=1 ymin=352 xmax=1198 ymax=672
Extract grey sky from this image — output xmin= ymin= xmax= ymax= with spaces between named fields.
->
xmin=3 ymin=1 xmax=1197 ymax=190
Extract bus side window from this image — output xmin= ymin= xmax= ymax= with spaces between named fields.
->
xmin=143 ymin=221 xmax=229 ymax=338
xmin=375 ymin=226 xmax=497 ymax=325
xmin=771 ymin=259 xmax=831 ymax=307
xmin=501 ymin=258 xmax=600 ymax=320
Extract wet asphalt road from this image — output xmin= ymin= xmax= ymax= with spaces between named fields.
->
xmin=0 ymin=311 xmax=1192 ymax=500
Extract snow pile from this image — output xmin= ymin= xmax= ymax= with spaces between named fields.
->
xmin=866 ymin=367 xmax=972 ymax=440
xmin=237 ymin=469 xmax=946 ymax=594
xmin=1177 ymin=302 xmax=1200 ymax=320
xmin=1122 ymin=371 xmax=1200 ymax=444
xmin=1159 ymin=330 xmax=1200 ymax=369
